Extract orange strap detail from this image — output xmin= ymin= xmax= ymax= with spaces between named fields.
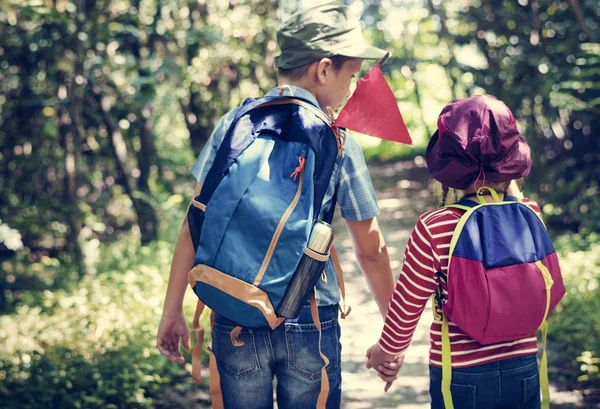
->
xmin=330 ymin=245 xmax=351 ymax=318
xmin=191 ymin=198 xmax=206 ymax=212
xmin=207 ymin=311 xmax=224 ymax=408
xmin=229 ymin=326 xmax=245 ymax=347
xmin=207 ymin=345 xmax=224 ymax=408
xmin=191 ymin=303 xmax=225 ymax=409
xmin=278 ymin=85 xmax=295 ymax=97
xmin=191 ymin=300 xmax=206 ymax=384
xmin=310 ymin=290 xmax=330 ymax=409
xmin=189 ymin=265 xmax=280 ymax=329
xmin=290 ymin=156 xmax=306 ymax=182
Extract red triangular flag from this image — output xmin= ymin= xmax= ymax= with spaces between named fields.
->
xmin=333 ymin=64 xmax=412 ymax=145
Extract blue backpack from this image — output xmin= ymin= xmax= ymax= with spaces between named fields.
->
xmin=185 ymin=96 xmax=345 ymax=398
xmin=187 ymin=95 xmax=341 ymax=326
xmin=188 ymin=96 xmax=344 ymax=396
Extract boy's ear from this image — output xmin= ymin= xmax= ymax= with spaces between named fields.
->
xmin=316 ymin=58 xmax=334 ymax=85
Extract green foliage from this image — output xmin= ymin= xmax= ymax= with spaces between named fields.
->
xmin=363 ymin=140 xmax=426 ymax=163
xmin=354 ymin=0 xmax=600 ymax=231
xmin=0 ymin=233 xmax=209 ymax=409
xmin=549 ymin=233 xmax=600 ymax=388
xmin=452 ymin=0 xmax=600 ymax=234
xmin=0 ymin=0 xmax=278 ymax=277
xmin=0 ymin=0 xmax=599 ymax=405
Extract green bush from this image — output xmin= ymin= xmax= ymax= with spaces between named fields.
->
xmin=0 ymin=236 xmax=209 ymax=409
xmin=362 ymin=140 xmax=426 ymax=163
xmin=549 ymin=233 xmax=600 ymax=388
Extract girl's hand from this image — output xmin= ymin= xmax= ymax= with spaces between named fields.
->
xmin=366 ymin=344 xmax=405 ymax=391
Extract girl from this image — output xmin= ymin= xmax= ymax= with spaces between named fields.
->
xmin=367 ymin=95 xmax=557 ymax=409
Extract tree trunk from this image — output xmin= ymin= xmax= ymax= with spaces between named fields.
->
xmin=58 ymin=98 xmax=86 ymax=277
xmin=96 ymin=91 xmax=157 ymax=244
xmin=135 ymin=105 xmax=159 ymax=243
xmin=180 ymin=90 xmax=216 ymax=156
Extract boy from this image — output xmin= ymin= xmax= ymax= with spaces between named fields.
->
xmin=157 ymin=3 xmax=396 ymax=408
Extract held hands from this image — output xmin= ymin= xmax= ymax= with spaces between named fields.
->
xmin=366 ymin=344 xmax=405 ymax=392
xmin=156 ymin=310 xmax=190 ymax=364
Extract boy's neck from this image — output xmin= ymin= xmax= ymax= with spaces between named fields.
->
xmin=277 ymin=78 xmax=320 ymax=106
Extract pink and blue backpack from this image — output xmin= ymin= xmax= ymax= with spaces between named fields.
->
xmin=437 ymin=188 xmax=565 ymax=409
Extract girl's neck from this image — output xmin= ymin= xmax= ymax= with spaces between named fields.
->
xmin=462 ymin=184 xmax=507 ymax=203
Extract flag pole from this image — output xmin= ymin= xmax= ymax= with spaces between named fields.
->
xmin=377 ymin=51 xmax=390 ymax=66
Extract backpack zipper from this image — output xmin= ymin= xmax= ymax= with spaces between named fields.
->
xmin=253 ymin=158 xmax=306 ymax=286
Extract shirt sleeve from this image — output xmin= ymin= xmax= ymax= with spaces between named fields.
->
xmin=336 ymin=134 xmax=380 ymax=221
xmin=190 ymin=109 xmax=238 ymax=184
xmin=522 ymin=198 xmax=542 ymax=217
xmin=378 ymin=216 xmax=438 ymax=355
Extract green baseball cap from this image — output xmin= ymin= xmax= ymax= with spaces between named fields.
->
xmin=275 ymin=1 xmax=386 ymax=69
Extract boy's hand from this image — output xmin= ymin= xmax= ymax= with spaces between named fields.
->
xmin=366 ymin=344 xmax=405 ymax=392
xmin=156 ymin=310 xmax=190 ymax=364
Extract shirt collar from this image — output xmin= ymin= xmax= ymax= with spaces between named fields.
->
xmin=265 ymin=85 xmax=322 ymax=111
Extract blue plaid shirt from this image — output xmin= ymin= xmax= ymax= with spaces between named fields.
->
xmin=190 ymin=85 xmax=380 ymax=305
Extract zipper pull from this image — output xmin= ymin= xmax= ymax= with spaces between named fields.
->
xmin=290 ymin=156 xmax=306 ymax=182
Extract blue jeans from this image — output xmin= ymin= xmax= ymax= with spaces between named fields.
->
xmin=212 ymin=305 xmax=342 ymax=409
xmin=429 ymin=354 xmax=541 ymax=409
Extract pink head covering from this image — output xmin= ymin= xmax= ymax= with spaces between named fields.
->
xmin=425 ymin=95 xmax=531 ymax=190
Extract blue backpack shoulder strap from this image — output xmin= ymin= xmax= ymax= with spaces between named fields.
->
xmin=231 ymin=95 xmax=330 ymax=126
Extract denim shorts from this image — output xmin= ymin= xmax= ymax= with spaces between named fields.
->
xmin=429 ymin=354 xmax=541 ymax=409
xmin=212 ymin=304 xmax=342 ymax=409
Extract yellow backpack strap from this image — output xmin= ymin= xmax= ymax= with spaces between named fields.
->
xmin=441 ymin=312 xmax=454 ymax=409
xmin=476 ymin=186 xmax=502 ymax=203
xmin=539 ymin=320 xmax=550 ymax=409
xmin=309 ymin=289 xmax=330 ymax=409
xmin=536 ymin=259 xmax=554 ymax=409
xmin=331 ymin=245 xmax=351 ymax=319
xmin=431 ymin=296 xmax=441 ymax=320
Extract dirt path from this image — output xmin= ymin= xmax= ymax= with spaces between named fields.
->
xmin=154 ymin=160 xmax=591 ymax=409
xmin=332 ymin=160 xmax=432 ymax=409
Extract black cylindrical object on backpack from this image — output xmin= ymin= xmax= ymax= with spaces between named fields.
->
xmin=276 ymin=221 xmax=335 ymax=319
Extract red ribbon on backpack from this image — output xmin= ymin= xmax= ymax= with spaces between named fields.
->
xmin=291 ymin=156 xmax=306 ymax=182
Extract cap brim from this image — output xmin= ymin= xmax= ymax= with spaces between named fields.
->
xmin=334 ymin=42 xmax=387 ymax=60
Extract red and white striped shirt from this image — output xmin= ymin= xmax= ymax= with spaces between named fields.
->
xmin=378 ymin=198 xmax=541 ymax=368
